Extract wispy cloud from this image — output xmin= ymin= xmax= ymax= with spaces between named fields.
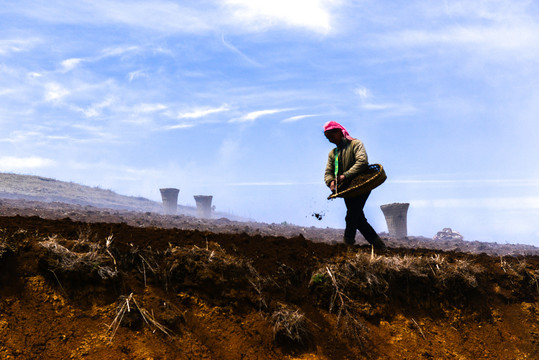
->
xmin=5 ymin=1 xmax=213 ymax=33
xmin=0 ymin=156 xmax=55 ymax=171
xmin=6 ymin=0 xmax=341 ymax=35
xmin=44 ymin=82 xmax=70 ymax=102
xmin=221 ymin=35 xmax=262 ymax=67
xmin=128 ymin=70 xmax=147 ymax=82
xmin=361 ymin=102 xmax=417 ymax=116
xmin=0 ymin=131 xmax=45 ymax=144
xmin=381 ymin=26 xmax=539 ymax=54
xmin=0 ymin=38 xmax=41 ymax=55
xmin=100 ymin=45 xmax=140 ymax=58
xmin=225 ymin=0 xmax=336 ymax=34
xmin=60 ymin=58 xmax=84 ymax=72
xmin=369 ymin=1 xmax=539 ymax=62
xmin=59 ymin=46 xmax=141 ymax=73
xmin=178 ymin=104 xmax=231 ymax=119
xmin=134 ymin=103 xmax=168 ymax=114
xmin=355 ymin=87 xmax=417 ymax=116
xmin=230 ymin=108 xmax=295 ymax=123
xmin=74 ymin=97 xmax=117 ymax=117
xmin=163 ymin=123 xmax=196 ymax=131
xmin=281 ymin=114 xmax=320 ymax=123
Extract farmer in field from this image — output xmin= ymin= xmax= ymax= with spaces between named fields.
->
xmin=324 ymin=121 xmax=386 ymax=250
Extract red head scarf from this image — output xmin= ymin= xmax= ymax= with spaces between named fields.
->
xmin=323 ymin=121 xmax=355 ymax=140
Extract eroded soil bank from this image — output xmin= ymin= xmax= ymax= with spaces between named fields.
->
xmin=0 ymin=214 xmax=538 ymax=359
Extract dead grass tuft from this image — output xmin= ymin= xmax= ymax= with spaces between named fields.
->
xmin=500 ymin=257 xmax=539 ymax=294
xmin=310 ymin=250 xmax=484 ymax=337
xmin=40 ymin=235 xmax=118 ymax=280
xmin=0 ymin=241 xmax=8 ymax=259
xmin=107 ymin=293 xmax=173 ymax=341
xmin=271 ymin=304 xmax=310 ymax=344
xmin=311 ymin=251 xmax=481 ymax=299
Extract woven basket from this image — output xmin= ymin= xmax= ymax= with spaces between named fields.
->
xmin=327 ymin=164 xmax=387 ymax=199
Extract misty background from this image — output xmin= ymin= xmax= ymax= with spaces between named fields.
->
xmin=1 ymin=1 xmax=538 ymax=245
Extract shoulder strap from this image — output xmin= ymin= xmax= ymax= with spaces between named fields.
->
xmin=334 ymin=148 xmax=339 ymax=178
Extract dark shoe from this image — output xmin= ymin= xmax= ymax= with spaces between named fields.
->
xmin=343 ymin=237 xmax=356 ymax=245
xmin=370 ymin=237 xmax=387 ymax=251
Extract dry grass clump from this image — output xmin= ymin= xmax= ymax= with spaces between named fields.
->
xmin=40 ymin=234 xmax=118 ymax=280
xmin=271 ymin=304 xmax=310 ymax=344
xmin=499 ymin=256 xmax=539 ymax=294
xmin=107 ymin=293 xmax=172 ymax=341
xmin=311 ymin=251 xmax=481 ymax=300
xmin=0 ymin=241 xmax=8 ymax=259
xmin=309 ymin=250 xmax=484 ymax=334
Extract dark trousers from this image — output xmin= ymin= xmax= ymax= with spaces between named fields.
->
xmin=344 ymin=191 xmax=379 ymax=244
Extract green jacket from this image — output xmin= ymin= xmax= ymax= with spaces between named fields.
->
xmin=324 ymin=138 xmax=368 ymax=187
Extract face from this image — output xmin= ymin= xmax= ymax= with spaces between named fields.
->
xmin=324 ymin=130 xmax=343 ymax=145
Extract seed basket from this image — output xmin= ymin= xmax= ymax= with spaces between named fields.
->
xmin=328 ymin=164 xmax=387 ymax=199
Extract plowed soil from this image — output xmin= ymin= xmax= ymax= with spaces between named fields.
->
xmin=0 ymin=201 xmax=538 ymax=359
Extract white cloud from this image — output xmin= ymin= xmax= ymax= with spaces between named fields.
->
xmin=221 ymin=35 xmax=262 ymax=67
xmin=440 ymin=0 xmax=531 ymax=23
xmin=164 ymin=123 xmax=196 ymax=130
xmin=128 ymin=70 xmax=147 ymax=82
xmin=0 ymin=88 xmax=15 ymax=96
xmin=281 ymin=114 xmax=319 ymax=123
xmin=370 ymin=1 xmax=539 ymax=62
xmin=97 ymin=2 xmax=212 ymax=33
xmin=6 ymin=1 xmax=212 ymax=33
xmin=178 ymin=104 xmax=230 ymax=119
xmin=355 ymin=87 xmax=371 ymax=100
xmin=61 ymin=58 xmax=84 ymax=72
xmin=44 ymin=83 xmax=70 ymax=102
xmin=134 ymin=103 xmax=168 ymax=114
xmin=355 ymin=88 xmax=417 ymax=116
xmin=225 ymin=0 xmax=336 ymax=34
xmin=0 ymin=38 xmax=40 ymax=55
xmin=100 ymin=45 xmax=140 ymax=58
xmin=77 ymin=97 xmax=116 ymax=117
xmin=360 ymin=102 xmax=417 ymax=116
xmin=27 ymin=72 xmax=42 ymax=79
xmin=0 ymin=131 xmax=44 ymax=144
xmin=6 ymin=0 xmax=341 ymax=35
xmin=70 ymin=124 xmax=109 ymax=138
xmin=384 ymin=25 xmax=539 ymax=53
xmin=230 ymin=108 xmax=294 ymax=123
xmin=0 ymin=156 xmax=55 ymax=171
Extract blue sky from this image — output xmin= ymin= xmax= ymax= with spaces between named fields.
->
xmin=1 ymin=0 xmax=538 ymax=245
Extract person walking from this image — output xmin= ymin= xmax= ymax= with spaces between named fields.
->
xmin=323 ymin=121 xmax=387 ymax=250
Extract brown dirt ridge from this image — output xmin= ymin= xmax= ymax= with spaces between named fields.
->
xmin=0 ymin=202 xmax=538 ymax=359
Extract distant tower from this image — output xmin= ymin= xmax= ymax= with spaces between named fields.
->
xmin=380 ymin=203 xmax=410 ymax=238
xmin=194 ymin=195 xmax=213 ymax=219
xmin=159 ymin=188 xmax=179 ymax=215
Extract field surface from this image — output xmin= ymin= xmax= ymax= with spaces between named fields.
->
xmin=0 ymin=203 xmax=538 ymax=359
xmin=0 ymin=174 xmax=538 ymax=359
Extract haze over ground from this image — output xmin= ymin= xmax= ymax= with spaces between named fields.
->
xmin=1 ymin=1 xmax=538 ymax=245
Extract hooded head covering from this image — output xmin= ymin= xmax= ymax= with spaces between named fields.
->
xmin=323 ymin=121 xmax=355 ymax=141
